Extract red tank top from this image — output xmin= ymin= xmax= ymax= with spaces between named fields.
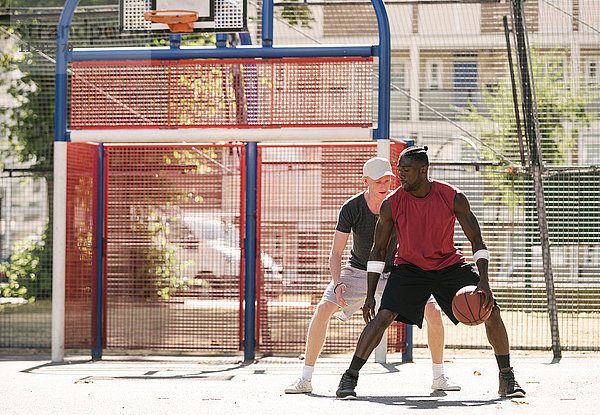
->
xmin=387 ymin=179 xmax=464 ymax=271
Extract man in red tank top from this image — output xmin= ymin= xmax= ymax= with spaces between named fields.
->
xmin=336 ymin=146 xmax=525 ymax=400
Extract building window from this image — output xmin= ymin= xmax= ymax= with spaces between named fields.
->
xmin=586 ymin=60 xmax=599 ymax=87
xmin=391 ymin=62 xmax=409 ymax=121
xmin=426 ymin=61 xmax=442 ymax=89
xmin=544 ymin=58 xmax=566 ymax=82
xmin=391 ymin=62 xmax=407 ymax=90
xmin=453 ymin=61 xmax=478 ymax=90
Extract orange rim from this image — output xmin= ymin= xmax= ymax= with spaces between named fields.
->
xmin=143 ymin=10 xmax=198 ymax=33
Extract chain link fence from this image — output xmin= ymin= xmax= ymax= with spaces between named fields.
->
xmin=1 ymin=1 xmax=599 ymax=353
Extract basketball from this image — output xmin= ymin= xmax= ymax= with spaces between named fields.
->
xmin=452 ymin=285 xmax=492 ymax=326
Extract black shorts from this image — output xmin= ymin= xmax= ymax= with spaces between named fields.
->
xmin=379 ymin=262 xmax=486 ymax=328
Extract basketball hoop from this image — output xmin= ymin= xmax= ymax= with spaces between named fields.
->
xmin=143 ymin=10 xmax=198 ymax=33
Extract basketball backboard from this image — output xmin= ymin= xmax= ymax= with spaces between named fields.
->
xmin=120 ymin=0 xmax=247 ymax=33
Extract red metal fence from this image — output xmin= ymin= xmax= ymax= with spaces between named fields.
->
xmin=70 ymin=57 xmax=373 ymax=129
xmin=256 ymin=142 xmax=407 ymax=354
xmin=103 ymin=144 xmax=244 ymax=351
xmin=64 ymin=142 xmax=406 ymax=354
xmin=65 ymin=143 xmax=98 ymax=349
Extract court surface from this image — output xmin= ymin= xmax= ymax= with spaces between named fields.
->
xmin=2 ymin=351 xmax=597 ymax=414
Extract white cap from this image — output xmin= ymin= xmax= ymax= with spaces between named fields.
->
xmin=362 ymin=157 xmax=395 ymax=180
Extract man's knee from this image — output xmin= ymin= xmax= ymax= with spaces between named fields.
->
xmin=313 ymin=300 xmax=338 ymax=321
xmin=483 ymin=306 xmax=503 ymax=328
xmin=424 ymin=302 xmax=443 ymax=327
xmin=372 ymin=309 xmax=397 ymax=330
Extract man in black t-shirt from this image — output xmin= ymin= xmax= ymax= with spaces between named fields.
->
xmin=285 ymin=157 xmax=459 ymax=394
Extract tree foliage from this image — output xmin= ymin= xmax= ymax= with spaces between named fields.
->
xmin=459 ymin=51 xmax=595 ymax=166
xmin=457 ymin=50 xmax=596 ymax=205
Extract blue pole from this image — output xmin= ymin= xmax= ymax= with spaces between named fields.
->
xmin=244 ymin=142 xmax=258 ymax=361
xmin=92 ymin=144 xmax=105 ymax=360
xmin=402 ymin=138 xmax=414 ymax=362
xmin=262 ymin=0 xmax=273 ymax=47
xmin=216 ymin=33 xmax=228 ymax=48
xmin=72 ymin=46 xmax=375 ymax=61
xmin=169 ymin=33 xmax=181 ymax=49
xmin=370 ymin=0 xmax=391 ymax=141
xmin=55 ymin=0 xmax=80 ymax=142
xmin=402 ymin=324 xmax=413 ymax=362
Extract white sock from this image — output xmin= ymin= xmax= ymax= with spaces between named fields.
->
xmin=301 ymin=365 xmax=314 ymax=381
xmin=432 ymin=363 xmax=444 ymax=379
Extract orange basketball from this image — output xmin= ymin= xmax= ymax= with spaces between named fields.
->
xmin=451 ymin=285 xmax=492 ymax=326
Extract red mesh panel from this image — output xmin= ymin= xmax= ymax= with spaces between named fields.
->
xmin=104 ymin=144 xmax=244 ymax=351
xmin=71 ymin=57 xmax=373 ymax=129
xmin=65 ymin=143 xmax=98 ymax=349
xmin=256 ymin=142 xmax=406 ymax=354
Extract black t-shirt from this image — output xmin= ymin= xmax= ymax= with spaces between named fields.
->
xmin=335 ymin=192 xmax=397 ymax=272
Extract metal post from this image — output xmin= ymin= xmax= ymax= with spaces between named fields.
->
xmin=511 ymin=0 xmax=561 ymax=361
xmin=55 ymin=0 xmax=79 ymax=143
xmin=52 ymin=0 xmax=80 ymax=363
xmin=169 ymin=33 xmax=181 ymax=49
xmin=503 ymin=16 xmax=526 ymax=167
xmin=244 ymin=142 xmax=258 ymax=361
xmin=262 ymin=0 xmax=273 ymax=47
xmin=371 ymin=0 xmax=395 ymax=364
xmin=216 ymin=33 xmax=228 ymax=48
xmin=370 ymin=0 xmax=391 ymax=141
xmin=92 ymin=144 xmax=105 ymax=360
xmin=402 ymin=324 xmax=413 ymax=362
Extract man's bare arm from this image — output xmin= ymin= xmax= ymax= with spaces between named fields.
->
xmin=454 ymin=191 xmax=493 ymax=309
xmin=363 ymin=199 xmax=395 ymax=322
xmin=329 ymin=230 xmax=351 ymax=307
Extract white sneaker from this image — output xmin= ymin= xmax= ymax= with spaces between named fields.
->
xmin=431 ymin=375 xmax=461 ymax=391
xmin=285 ymin=377 xmax=313 ymax=394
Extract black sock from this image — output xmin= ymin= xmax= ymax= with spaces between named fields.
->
xmin=349 ymin=355 xmax=367 ymax=372
xmin=495 ymin=354 xmax=510 ymax=370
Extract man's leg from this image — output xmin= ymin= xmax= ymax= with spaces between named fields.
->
xmin=304 ymin=300 xmax=339 ymax=365
xmin=424 ymin=302 xmax=444 ymax=364
xmin=483 ymin=307 xmax=509 ymax=355
xmin=484 ymin=307 xmax=525 ymax=398
xmin=336 ymin=309 xmax=397 ymax=399
xmin=285 ymin=300 xmax=338 ymax=394
xmin=424 ymin=301 xmax=460 ymax=391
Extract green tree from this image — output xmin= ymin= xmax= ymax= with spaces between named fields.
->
xmin=457 ymin=50 xmax=596 ymax=204
xmin=277 ymin=0 xmax=315 ymax=29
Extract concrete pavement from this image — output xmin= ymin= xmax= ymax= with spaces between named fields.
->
xmin=1 ymin=351 xmax=597 ymax=414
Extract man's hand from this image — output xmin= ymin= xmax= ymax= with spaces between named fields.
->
xmin=476 ymin=279 xmax=494 ymax=310
xmin=335 ymin=283 xmax=348 ymax=307
xmin=362 ymin=297 xmax=376 ymax=323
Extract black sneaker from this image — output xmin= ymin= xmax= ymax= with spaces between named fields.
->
xmin=498 ymin=367 xmax=526 ymax=398
xmin=336 ymin=369 xmax=359 ymax=399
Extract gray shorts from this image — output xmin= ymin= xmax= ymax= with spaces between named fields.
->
xmin=322 ymin=265 xmax=390 ymax=322
xmin=322 ymin=265 xmax=438 ymax=322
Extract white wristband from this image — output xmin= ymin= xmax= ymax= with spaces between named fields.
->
xmin=366 ymin=261 xmax=385 ymax=274
xmin=473 ymin=249 xmax=490 ymax=263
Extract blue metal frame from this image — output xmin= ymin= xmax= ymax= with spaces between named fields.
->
xmin=71 ymin=45 xmax=375 ymax=61
xmin=243 ymin=142 xmax=258 ymax=361
xmin=262 ymin=0 xmax=274 ymax=47
xmin=370 ymin=0 xmax=391 ymax=141
xmin=92 ymin=143 xmax=105 ymax=360
xmin=55 ymin=0 xmax=81 ymax=142
xmin=56 ymin=0 xmax=397 ymax=361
